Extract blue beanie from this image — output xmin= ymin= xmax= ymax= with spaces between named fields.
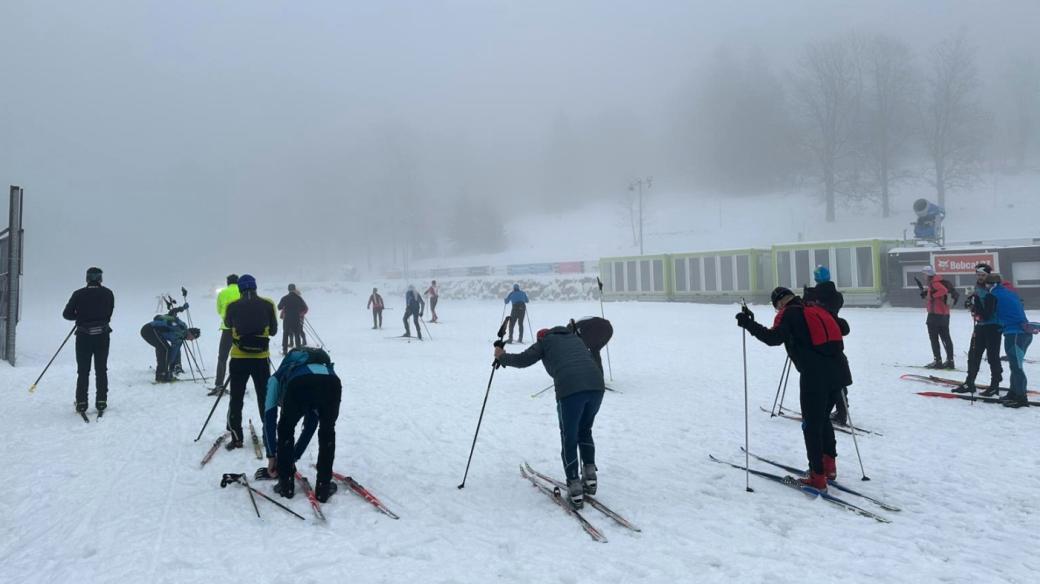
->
xmin=813 ymin=265 xmax=831 ymax=284
xmin=238 ymin=274 xmax=257 ymax=291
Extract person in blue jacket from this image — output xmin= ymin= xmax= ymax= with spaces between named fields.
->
xmin=504 ymin=283 xmax=530 ymax=343
xmin=403 ymin=285 xmax=425 ymax=339
xmin=141 ymin=314 xmax=199 ymax=383
xmin=988 ymin=274 xmax=1035 ymax=408
xmin=263 ymin=347 xmax=343 ymax=502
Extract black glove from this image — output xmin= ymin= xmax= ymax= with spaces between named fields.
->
xmin=919 ymin=290 xmax=927 ymax=299
xmin=741 ymin=305 xmax=755 ymax=320
xmin=736 ymin=312 xmax=754 ymax=328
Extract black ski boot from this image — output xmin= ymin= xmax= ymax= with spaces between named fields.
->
xmin=225 ymin=439 xmax=244 ymax=451
xmin=951 ymin=383 xmax=976 ymax=394
xmin=76 ymin=401 xmax=88 ymax=414
xmin=315 ymin=479 xmax=338 ymax=503
xmin=943 ymin=359 xmax=956 ymax=370
xmin=924 ymin=360 xmax=943 ymax=369
xmin=274 ymin=476 xmax=295 ymax=498
xmin=581 ymin=464 xmax=598 ymax=496
xmin=566 ymin=478 xmax=584 ymax=510
xmin=1003 ymin=394 xmax=1029 ymax=408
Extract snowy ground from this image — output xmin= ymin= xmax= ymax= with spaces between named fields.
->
xmin=2 ymin=289 xmax=1038 ymax=584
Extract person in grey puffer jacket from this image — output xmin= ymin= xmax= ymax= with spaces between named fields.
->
xmin=495 ymin=325 xmax=605 ymax=510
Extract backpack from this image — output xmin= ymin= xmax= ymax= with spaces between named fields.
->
xmin=940 ymin=279 xmax=960 ymax=307
xmin=291 ymin=346 xmax=332 ymax=366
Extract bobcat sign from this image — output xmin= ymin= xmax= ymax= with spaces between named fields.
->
xmin=931 ymin=252 xmax=998 ymax=276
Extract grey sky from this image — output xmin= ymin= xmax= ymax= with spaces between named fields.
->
xmin=2 ymin=0 xmax=1037 ymax=292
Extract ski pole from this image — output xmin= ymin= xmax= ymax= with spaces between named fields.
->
xmin=596 ymin=277 xmax=614 ymax=382
xmin=458 ymin=318 xmax=510 ymax=490
xmin=303 ymin=317 xmax=327 ymax=348
xmin=179 ymin=343 xmax=200 ymax=383
xmin=769 ymin=357 xmax=792 ymax=416
xmin=194 ymin=378 xmax=231 ymax=442
xmin=221 ymin=473 xmax=305 ymax=520
xmin=740 ymin=299 xmax=753 ymax=493
xmin=841 ymin=390 xmax=870 ymax=481
xmin=29 ymin=325 xmax=77 ymax=394
xmin=420 ymin=317 xmax=433 ymax=341
xmin=183 ymin=341 xmax=209 ymax=382
xmin=182 ymin=287 xmax=205 ymax=371
xmin=530 ymin=383 xmax=554 ymax=398
xmin=777 ymin=359 xmax=792 ymax=413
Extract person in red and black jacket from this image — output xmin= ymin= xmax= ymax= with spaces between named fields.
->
xmin=920 ymin=266 xmax=955 ymax=369
xmin=736 ymin=287 xmax=852 ymax=491
xmin=62 ymin=267 xmax=115 ymax=414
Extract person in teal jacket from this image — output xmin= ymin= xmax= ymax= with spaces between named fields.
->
xmin=988 ymin=275 xmax=1035 ymax=408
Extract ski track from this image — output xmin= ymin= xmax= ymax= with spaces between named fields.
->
xmin=2 ymin=291 xmax=1039 ymax=583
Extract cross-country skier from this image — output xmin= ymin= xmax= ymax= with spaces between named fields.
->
xmin=495 ymin=326 xmax=606 ymax=509
xmin=403 ymin=285 xmax=425 ymax=339
xmin=504 ymin=283 xmax=529 ymax=343
xmin=62 ymin=267 xmax=114 ymax=415
xmin=212 ymin=274 xmax=241 ymax=393
xmin=736 ymin=287 xmax=852 ymax=490
xmin=141 ymin=314 xmax=199 ymax=383
xmin=425 ymin=280 xmax=440 ymax=323
xmin=259 ymin=347 xmax=342 ymax=502
xmin=988 ymin=274 xmax=1035 ymax=408
xmin=954 ymin=264 xmax=1003 ymax=396
xmin=223 ymin=274 xmax=278 ymax=450
xmin=278 ymin=283 xmax=308 ymax=355
xmin=367 ymin=287 xmax=385 ymax=329
xmin=920 ymin=266 xmax=955 ymax=369
xmin=803 ymin=265 xmax=849 ymax=425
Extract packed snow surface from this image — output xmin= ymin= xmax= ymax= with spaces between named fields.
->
xmin=2 ymin=289 xmax=1038 ymax=583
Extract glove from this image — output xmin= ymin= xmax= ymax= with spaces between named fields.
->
xmin=735 ymin=312 xmax=754 ymax=328
xmin=741 ymin=305 xmax=754 ymax=320
xmin=182 ymin=302 xmax=189 ymax=310
xmin=919 ymin=290 xmax=927 ymax=299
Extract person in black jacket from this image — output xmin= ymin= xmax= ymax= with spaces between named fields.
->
xmin=736 ymin=287 xmax=851 ymax=491
xmin=62 ymin=267 xmax=115 ymax=414
xmin=496 ymin=326 xmax=606 ymax=509
xmin=224 ymin=274 xmax=279 ymax=450
xmin=803 ymin=265 xmax=850 ymax=424
xmin=955 ymin=264 xmax=1003 ymax=396
xmin=278 ymin=284 xmax=308 ymax=355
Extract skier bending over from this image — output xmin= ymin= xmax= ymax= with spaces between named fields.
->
xmin=736 ymin=287 xmax=852 ymax=491
xmin=403 ymin=285 xmax=425 ymax=339
xmin=495 ymin=326 xmax=606 ymax=509
xmin=141 ymin=313 xmax=199 ymax=383
xmin=261 ymin=347 xmax=342 ymax=502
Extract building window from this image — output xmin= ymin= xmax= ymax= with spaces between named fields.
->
xmin=736 ymin=255 xmax=750 ymax=291
xmin=1013 ymin=261 xmax=1040 ymax=287
xmin=675 ymin=258 xmax=687 ymax=292
xmin=777 ymin=252 xmax=792 ymax=289
xmin=626 ymin=261 xmax=637 ymax=291
xmin=795 ymin=250 xmax=811 ymax=288
xmin=690 ymin=257 xmax=702 ymax=291
xmin=614 ymin=262 xmax=625 ymax=292
xmin=814 ymin=249 xmax=830 ymax=271
xmin=720 ymin=255 xmax=734 ymax=291
xmin=653 ymin=260 xmax=664 ymax=292
xmin=902 ymin=264 xmax=930 ymax=289
xmin=856 ymin=246 xmax=874 ymax=288
xmin=704 ymin=256 xmax=718 ymax=291
xmin=836 ymin=248 xmax=853 ymax=288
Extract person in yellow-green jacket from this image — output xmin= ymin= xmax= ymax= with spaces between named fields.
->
xmin=223 ymin=274 xmax=278 ymax=450
xmin=211 ymin=274 xmax=241 ymax=393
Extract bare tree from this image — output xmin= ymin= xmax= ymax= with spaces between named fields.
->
xmin=794 ymin=38 xmax=861 ymax=222
xmin=858 ymin=35 xmax=918 ymax=217
xmin=919 ymin=32 xmax=986 ymax=207
xmin=1006 ymin=56 xmax=1040 ymax=171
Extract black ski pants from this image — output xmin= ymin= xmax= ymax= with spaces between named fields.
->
xmin=282 ymin=318 xmax=306 ymax=353
xmin=799 ymin=375 xmax=840 ymax=475
xmin=226 ymin=358 xmax=270 ymax=443
xmin=403 ymin=307 xmax=421 ymax=338
xmin=75 ymin=332 xmax=110 ymax=409
xmin=508 ymin=303 xmax=526 ymax=342
xmin=140 ymin=324 xmax=172 ymax=380
xmin=372 ymin=308 xmax=383 ymax=328
xmin=966 ymin=324 xmax=1003 ymax=386
xmin=556 ymin=390 xmax=603 ymax=481
xmin=277 ymin=375 xmax=342 ymax=486
xmin=926 ymin=313 xmax=954 ymax=362
xmin=214 ymin=329 xmax=233 ymax=387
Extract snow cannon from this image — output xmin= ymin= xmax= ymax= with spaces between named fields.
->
xmin=912 ymin=198 xmax=945 ymax=242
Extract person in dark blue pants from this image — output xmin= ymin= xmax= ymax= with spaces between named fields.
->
xmin=496 ymin=325 xmax=606 ymax=509
xmin=988 ymin=275 xmax=1035 ymax=408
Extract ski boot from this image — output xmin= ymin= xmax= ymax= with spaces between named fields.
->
xmin=581 ymin=464 xmax=598 ymax=496
xmin=75 ymin=401 xmax=88 ymax=414
xmin=998 ymin=391 xmax=1016 ymax=402
xmin=923 ymin=360 xmax=943 ymax=369
xmin=795 ymin=471 xmax=828 ymax=492
xmin=274 ymin=476 xmax=295 ymax=499
xmin=96 ymin=400 xmax=107 ymax=414
xmin=315 ymin=479 xmax=338 ymax=503
xmin=822 ymin=455 xmax=837 ymax=481
xmin=951 ymin=382 xmax=976 ymax=394
xmin=566 ymin=479 xmax=585 ymax=510
xmin=1002 ymin=394 xmax=1029 ymax=408
xmin=225 ymin=439 xmax=244 ymax=451
xmin=943 ymin=359 xmax=956 ymax=370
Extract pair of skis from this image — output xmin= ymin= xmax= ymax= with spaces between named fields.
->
xmin=519 ymin=462 xmax=640 ymax=543
xmin=759 ymin=406 xmax=880 ymax=436
xmin=709 ymin=453 xmax=893 ymax=523
xmin=290 ymin=470 xmax=401 ymax=521
xmin=899 ymin=373 xmax=1039 ymax=396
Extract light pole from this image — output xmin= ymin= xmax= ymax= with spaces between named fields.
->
xmin=629 ymin=177 xmax=653 ymax=255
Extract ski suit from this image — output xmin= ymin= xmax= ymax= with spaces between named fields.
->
xmin=965 ymin=284 xmax=1002 ymax=388
xmin=224 ymin=290 xmax=279 ymax=444
xmin=990 ymin=283 xmax=1034 ymax=400
xmin=425 ymin=284 xmax=439 ymax=322
xmin=278 ymin=291 xmax=309 ymax=353
xmin=504 ymin=286 xmax=529 ymax=343
xmin=141 ymin=315 xmax=190 ymax=382
xmin=367 ymin=292 xmax=384 ymax=328
xmin=403 ymin=289 xmax=425 ymax=338
xmin=924 ymin=277 xmax=954 ymax=363
xmin=63 ymin=284 xmax=114 ymax=411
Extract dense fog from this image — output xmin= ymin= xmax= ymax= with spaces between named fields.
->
xmin=2 ymin=0 xmax=1038 ymax=292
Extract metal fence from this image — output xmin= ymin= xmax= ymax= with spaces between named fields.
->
xmin=1 ymin=186 xmax=24 ymax=365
